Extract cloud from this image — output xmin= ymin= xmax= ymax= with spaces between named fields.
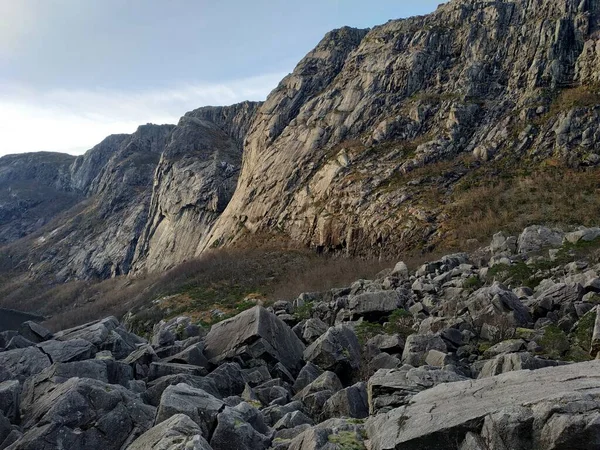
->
xmin=0 ymin=73 xmax=284 ymax=156
xmin=0 ymin=1 xmax=37 ymax=56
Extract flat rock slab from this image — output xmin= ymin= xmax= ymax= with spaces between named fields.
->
xmin=367 ymin=360 xmax=600 ymax=450
xmin=204 ymin=306 xmax=305 ymax=373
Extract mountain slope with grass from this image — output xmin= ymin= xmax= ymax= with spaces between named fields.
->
xmin=3 ymin=0 xmax=600 ymax=286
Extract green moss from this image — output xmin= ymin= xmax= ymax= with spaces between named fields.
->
xmin=327 ymin=431 xmax=366 ymax=450
xmin=487 ymin=262 xmax=545 ymax=289
xmin=294 ymin=301 xmax=314 ymax=320
xmin=538 ymin=325 xmax=570 ymax=359
xmin=463 ymin=275 xmax=483 ymax=291
xmin=355 ymin=321 xmax=384 ymax=345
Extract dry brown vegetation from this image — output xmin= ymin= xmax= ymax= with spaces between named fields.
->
xmin=441 ymin=167 xmax=600 ymax=248
xmin=0 ymin=247 xmax=394 ymax=331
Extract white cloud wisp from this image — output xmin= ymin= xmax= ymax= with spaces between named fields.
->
xmin=0 ymin=73 xmax=284 ymax=157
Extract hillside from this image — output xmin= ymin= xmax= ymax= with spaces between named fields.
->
xmin=2 ymin=0 xmax=600 ymax=285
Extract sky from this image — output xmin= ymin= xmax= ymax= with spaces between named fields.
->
xmin=0 ymin=0 xmax=445 ymax=156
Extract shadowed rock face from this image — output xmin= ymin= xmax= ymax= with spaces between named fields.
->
xmin=0 ymin=309 xmax=44 ymax=332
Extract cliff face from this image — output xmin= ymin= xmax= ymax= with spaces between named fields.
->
xmin=131 ymin=102 xmax=260 ymax=273
xmin=0 ymin=100 xmax=261 ymax=281
xmin=0 ymin=152 xmax=80 ymax=245
xmin=200 ymin=0 xmax=600 ymax=255
xmin=4 ymin=0 xmax=600 ymax=281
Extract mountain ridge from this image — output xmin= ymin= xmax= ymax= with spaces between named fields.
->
xmin=2 ymin=0 xmax=600 ymax=282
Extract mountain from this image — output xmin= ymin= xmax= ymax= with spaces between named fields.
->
xmin=3 ymin=0 xmax=600 ymax=283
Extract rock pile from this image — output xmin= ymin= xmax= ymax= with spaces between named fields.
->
xmin=3 ymin=225 xmax=600 ymax=449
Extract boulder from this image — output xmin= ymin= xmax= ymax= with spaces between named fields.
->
xmin=37 ymin=338 xmax=96 ymax=363
xmin=288 ymin=418 xmax=367 ymax=450
xmin=401 ymin=334 xmax=446 ymax=367
xmin=148 ymin=362 xmax=207 ymax=381
xmin=322 ymin=382 xmax=369 ymax=419
xmin=17 ymin=377 xmax=155 ymax=450
xmin=303 ymin=325 xmax=361 ymax=384
xmin=156 ymin=383 xmax=224 ymax=437
xmin=0 ymin=381 xmax=19 ymax=423
xmin=126 ymin=413 xmax=213 ymax=450
xmin=478 ymin=352 xmax=565 ymax=378
xmin=517 ymin=226 xmax=564 ymax=254
xmin=204 ymin=306 xmax=305 ymax=373
xmin=293 ymin=363 xmax=323 ymax=393
xmin=142 ymin=374 xmax=221 ymax=407
xmin=346 ymin=291 xmax=403 ymax=320
xmin=18 ymin=321 xmax=53 ymax=343
xmin=206 ymin=362 xmax=246 ymax=397
xmin=53 ymin=317 xmax=144 ymax=359
xmin=0 ymin=346 xmax=51 ymax=383
xmin=367 ymin=366 xmax=466 ymax=415
xmin=210 ymin=403 xmax=272 ymax=450
xmin=467 ymin=283 xmax=531 ymax=329
xmin=299 ymin=318 xmax=328 ymax=344
xmin=367 ymin=360 xmax=600 ymax=450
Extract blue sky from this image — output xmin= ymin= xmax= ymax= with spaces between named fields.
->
xmin=0 ymin=0 xmax=445 ymax=155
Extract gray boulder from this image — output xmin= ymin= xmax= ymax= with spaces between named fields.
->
xmin=293 ymin=363 xmax=323 ymax=393
xmin=126 ymin=413 xmax=213 ymax=450
xmin=0 ymin=346 xmax=51 ymax=383
xmin=210 ymin=403 xmax=272 ymax=450
xmin=37 ymin=338 xmax=95 ymax=363
xmin=18 ymin=322 xmax=53 ymax=344
xmin=401 ymin=334 xmax=446 ymax=367
xmin=156 ymin=383 xmax=224 ymax=437
xmin=467 ymin=283 xmax=531 ymax=329
xmin=367 ymin=360 xmax=600 ymax=450
xmin=148 ymin=362 xmax=207 ymax=381
xmin=204 ymin=306 xmax=305 ymax=373
xmin=288 ymin=418 xmax=366 ymax=450
xmin=322 ymin=382 xmax=369 ymax=420
xmin=517 ymin=226 xmax=564 ymax=254
xmin=478 ymin=352 xmax=565 ymax=378
xmin=346 ymin=291 xmax=403 ymax=320
xmin=368 ymin=366 xmax=466 ymax=415
xmin=142 ymin=374 xmax=221 ymax=407
xmin=16 ymin=377 xmax=155 ymax=450
xmin=206 ymin=362 xmax=246 ymax=397
xmin=0 ymin=381 xmax=19 ymax=424
xmin=53 ymin=316 xmax=144 ymax=359
xmin=303 ymin=325 xmax=361 ymax=384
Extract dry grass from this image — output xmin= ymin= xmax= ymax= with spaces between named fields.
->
xmin=0 ymin=247 xmax=394 ymax=331
xmin=441 ymin=167 xmax=600 ymax=247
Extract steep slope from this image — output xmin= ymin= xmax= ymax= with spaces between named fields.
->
xmin=0 ymin=152 xmax=80 ymax=245
xmin=22 ymin=124 xmax=175 ymax=280
xmin=201 ymin=0 xmax=600 ymax=256
xmin=131 ymin=101 xmax=260 ymax=273
xmin=0 ymin=102 xmax=260 ymax=281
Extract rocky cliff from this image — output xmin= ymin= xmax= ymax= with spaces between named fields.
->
xmin=131 ymin=102 xmax=260 ymax=273
xmin=4 ymin=0 xmax=600 ymax=281
xmin=200 ymin=0 xmax=600 ymax=256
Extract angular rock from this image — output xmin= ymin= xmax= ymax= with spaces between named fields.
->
xmin=210 ymin=403 xmax=271 ymax=450
xmin=0 ymin=381 xmax=19 ymax=424
xmin=156 ymin=383 xmax=224 ymax=437
xmin=478 ymin=352 xmax=565 ymax=379
xmin=322 ymin=382 xmax=368 ymax=420
xmin=18 ymin=377 xmax=155 ymax=450
xmin=517 ymin=226 xmax=564 ymax=254
xmin=303 ymin=325 xmax=361 ymax=384
xmin=126 ymin=413 xmax=213 ymax=450
xmin=18 ymin=321 xmax=53 ymax=343
xmin=347 ymin=291 xmax=403 ymax=320
xmin=0 ymin=346 xmax=51 ymax=383
xmin=367 ymin=366 xmax=466 ymax=415
xmin=401 ymin=334 xmax=446 ymax=367
xmin=37 ymin=338 xmax=95 ymax=363
xmin=204 ymin=306 xmax=305 ymax=373
xmin=367 ymin=360 xmax=600 ymax=450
